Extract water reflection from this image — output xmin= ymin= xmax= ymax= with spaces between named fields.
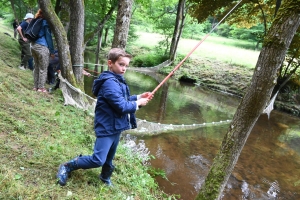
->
xmin=83 ymin=65 xmax=300 ymax=200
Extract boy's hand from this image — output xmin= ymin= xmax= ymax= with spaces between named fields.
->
xmin=140 ymin=92 xmax=154 ymax=100
xmin=137 ymin=98 xmax=150 ymax=107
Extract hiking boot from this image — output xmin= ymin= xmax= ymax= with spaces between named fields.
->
xmin=99 ymin=164 xmax=115 ymax=186
xmin=19 ymin=65 xmax=25 ymax=70
xmin=56 ymin=158 xmax=80 ymax=186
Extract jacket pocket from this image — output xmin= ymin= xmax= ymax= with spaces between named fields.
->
xmin=114 ymin=113 xmax=128 ymax=130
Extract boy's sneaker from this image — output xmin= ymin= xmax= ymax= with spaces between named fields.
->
xmin=19 ymin=65 xmax=25 ymax=70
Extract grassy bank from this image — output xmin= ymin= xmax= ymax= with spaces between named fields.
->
xmin=0 ymin=20 xmax=174 ymax=199
xmin=133 ymin=31 xmax=260 ymax=69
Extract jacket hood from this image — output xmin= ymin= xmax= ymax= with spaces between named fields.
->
xmin=92 ymin=71 xmax=125 ymax=96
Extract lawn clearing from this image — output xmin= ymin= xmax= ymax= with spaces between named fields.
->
xmin=135 ymin=31 xmax=260 ymax=69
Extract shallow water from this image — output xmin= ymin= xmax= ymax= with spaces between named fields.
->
xmin=85 ymin=68 xmax=300 ymax=200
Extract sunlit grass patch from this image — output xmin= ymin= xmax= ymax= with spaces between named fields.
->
xmin=134 ymin=31 xmax=260 ymax=69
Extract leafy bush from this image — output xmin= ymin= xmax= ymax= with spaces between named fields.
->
xmin=132 ymin=53 xmax=169 ymax=67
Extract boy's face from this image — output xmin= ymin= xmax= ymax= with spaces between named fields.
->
xmin=108 ymin=56 xmax=130 ymax=75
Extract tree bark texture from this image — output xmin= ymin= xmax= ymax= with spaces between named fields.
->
xmin=38 ymin=0 xmax=76 ymax=86
xmin=196 ymin=1 xmax=300 ymax=199
xmin=111 ymin=0 xmax=133 ymax=49
xmin=169 ymin=0 xmax=186 ymax=62
xmin=60 ymin=0 xmax=70 ymax=34
xmin=69 ymin=0 xmax=85 ymax=88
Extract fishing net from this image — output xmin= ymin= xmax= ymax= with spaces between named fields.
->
xmin=57 ymin=68 xmax=278 ymax=135
xmin=58 ymin=55 xmax=278 ymax=135
xmin=262 ymin=91 xmax=279 ymax=119
xmin=58 ymin=73 xmax=96 ymax=115
xmin=57 ymin=72 xmax=232 ymax=135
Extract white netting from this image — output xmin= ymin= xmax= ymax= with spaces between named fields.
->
xmin=57 ymin=73 xmax=232 ymax=135
xmin=262 ymin=91 xmax=279 ymax=119
xmin=58 ymin=73 xmax=96 ymax=115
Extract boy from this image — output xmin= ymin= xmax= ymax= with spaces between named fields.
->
xmin=56 ymin=48 xmax=153 ymax=186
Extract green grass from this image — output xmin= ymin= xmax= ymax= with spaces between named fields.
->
xmin=0 ymin=20 xmax=176 ymax=200
xmin=134 ymin=31 xmax=260 ymax=69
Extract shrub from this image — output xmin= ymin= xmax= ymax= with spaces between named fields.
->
xmin=132 ymin=53 xmax=169 ymax=67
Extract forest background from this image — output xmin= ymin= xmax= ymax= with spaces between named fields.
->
xmin=2 ymin=0 xmax=298 ymax=116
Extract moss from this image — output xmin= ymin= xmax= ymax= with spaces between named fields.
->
xmin=196 ymin=137 xmax=234 ymax=199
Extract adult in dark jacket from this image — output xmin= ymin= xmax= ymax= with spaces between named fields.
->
xmin=56 ymin=48 xmax=153 ymax=186
xmin=16 ymin=13 xmax=34 ymax=70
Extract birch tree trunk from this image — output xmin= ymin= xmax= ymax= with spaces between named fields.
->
xmin=196 ymin=1 xmax=300 ymax=199
xmin=111 ymin=0 xmax=133 ymax=49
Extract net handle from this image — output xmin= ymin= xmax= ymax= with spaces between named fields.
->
xmin=151 ymin=0 xmax=243 ymax=95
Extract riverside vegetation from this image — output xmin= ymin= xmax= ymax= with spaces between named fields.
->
xmin=127 ymin=31 xmax=300 ymax=117
xmin=0 ymin=20 xmax=176 ymax=199
xmin=1 ymin=16 xmax=299 ymax=199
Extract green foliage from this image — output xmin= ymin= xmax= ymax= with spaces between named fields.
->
xmin=147 ymin=167 xmax=168 ymax=179
xmin=132 ymin=53 xmax=169 ymax=67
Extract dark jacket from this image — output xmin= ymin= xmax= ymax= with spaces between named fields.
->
xmin=35 ymin=19 xmax=55 ymax=54
xmin=92 ymin=71 xmax=137 ymax=137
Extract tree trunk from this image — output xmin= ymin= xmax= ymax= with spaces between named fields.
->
xmin=94 ymin=28 xmax=103 ymax=73
xmin=84 ymin=4 xmax=117 ymax=49
xmin=104 ymin=27 xmax=109 ymax=45
xmin=38 ymin=0 xmax=76 ymax=86
xmin=169 ymin=0 xmax=186 ymax=62
xmin=9 ymin=0 xmax=18 ymax=22
xmin=196 ymin=1 xmax=300 ymax=199
xmin=111 ymin=0 xmax=133 ymax=49
xmin=69 ymin=0 xmax=85 ymax=89
xmin=60 ymin=0 xmax=70 ymax=34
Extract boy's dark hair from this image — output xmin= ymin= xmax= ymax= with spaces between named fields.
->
xmin=107 ymin=48 xmax=132 ymax=63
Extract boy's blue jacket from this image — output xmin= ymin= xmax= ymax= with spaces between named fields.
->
xmin=92 ymin=71 xmax=137 ymax=137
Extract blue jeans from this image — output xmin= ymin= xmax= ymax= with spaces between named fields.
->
xmin=28 ymin=57 xmax=34 ymax=71
xmin=77 ymin=133 xmax=121 ymax=169
xmin=47 ymin=64 xmax=56 ymax=84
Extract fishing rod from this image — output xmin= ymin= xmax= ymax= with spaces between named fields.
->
xmin=151 ymin=0 xmax=243 ymax=95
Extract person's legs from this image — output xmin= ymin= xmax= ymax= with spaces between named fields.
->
xmin=57 ymin=134 xmax=121 ymax=186
xmin=20 ymin=41 xmax=31 ymax=69
xmin=28 ymin=57 xmax=34 ymax=71
xmin=47 ymin=64 xmax=55 ymax=84
xmin=31 ymin=44 xmax=49 ymax=90
xmin=14 ymin=29 xmax=17 ymax=39
xmin=31 ymin=47 xmax=39 ymax=90
xmin=77 ymin=135 xmax=120 ymax=168
xmin=99 ymin=133 xmax=121 ymax=186
xmin=18 ymin=39 xmax=25 ymax=70
xmin=54 ymin=79 xmax=60 ymax=90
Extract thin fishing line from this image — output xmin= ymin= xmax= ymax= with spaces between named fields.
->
xmin=151 ymin=0 xmax=243 ymax=94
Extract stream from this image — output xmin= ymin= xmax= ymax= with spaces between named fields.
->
xmin=83 ymin=61 xmax=300 ymax=200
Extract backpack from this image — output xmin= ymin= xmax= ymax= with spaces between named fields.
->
xmin=24 ymin=18 xmax=43 ymax=41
